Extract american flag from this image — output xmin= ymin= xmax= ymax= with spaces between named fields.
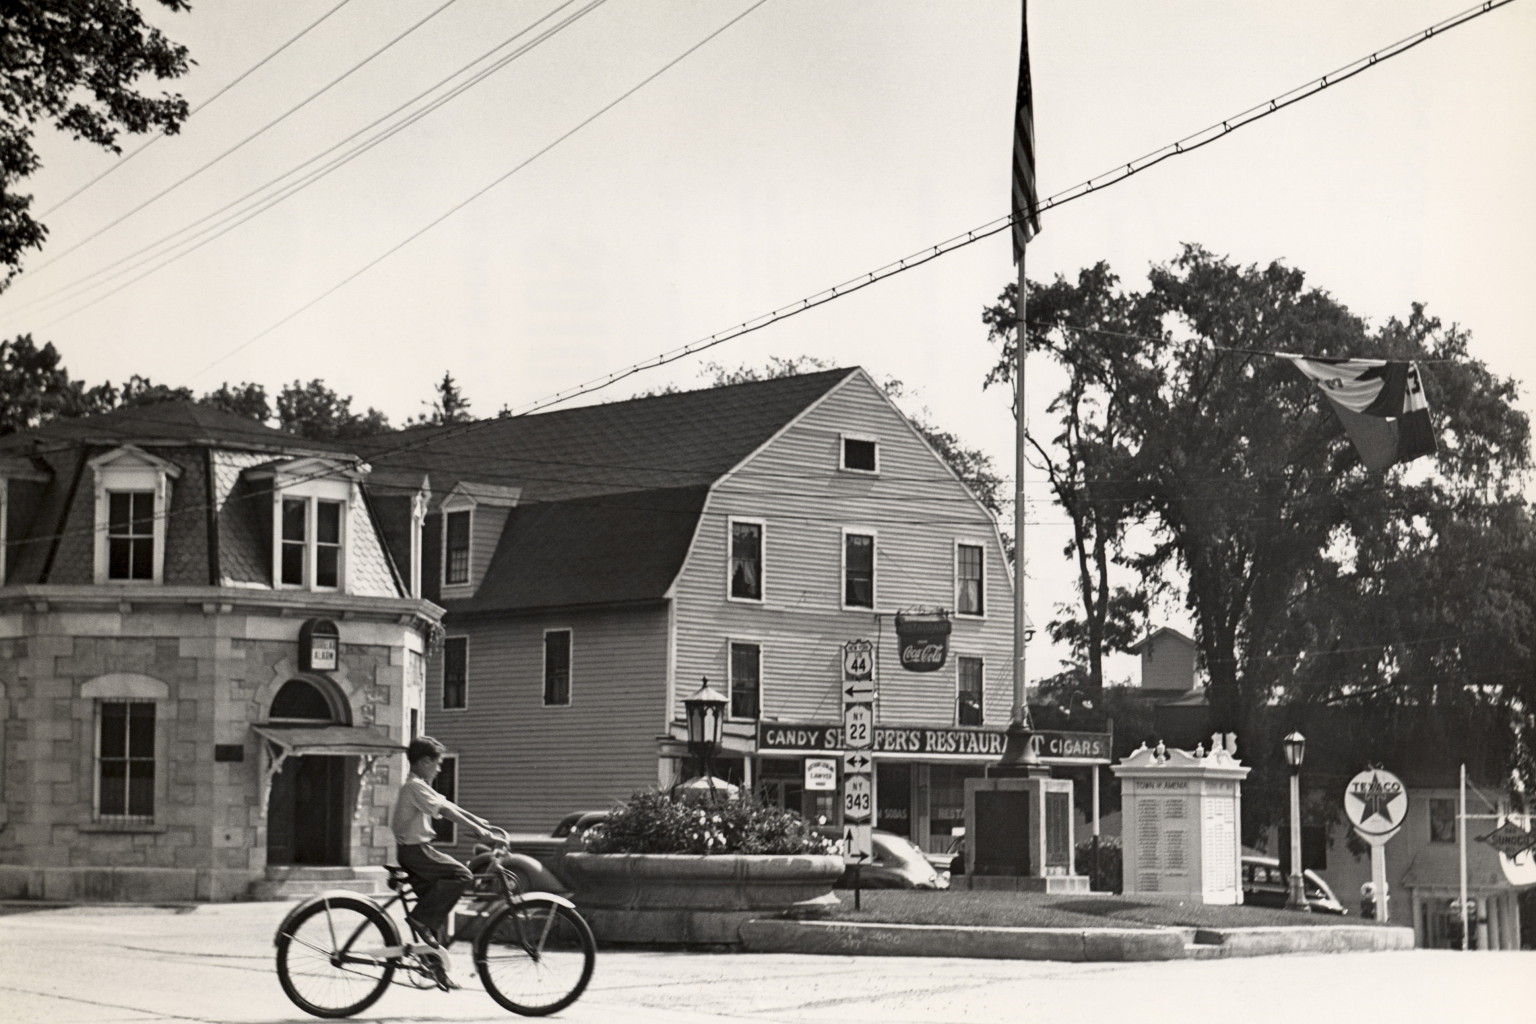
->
xmin=1012 ymin=1 xmax=1040 ymax=262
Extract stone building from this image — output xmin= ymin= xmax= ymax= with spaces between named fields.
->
xmin=0 ymin=404 xmax=441 ymax=901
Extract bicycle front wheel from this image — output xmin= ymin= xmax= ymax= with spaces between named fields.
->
xmin=474 ymin=898 xmax=595 ymax=1016
xmin=275 ymin=896 xmax=399 ymax=1018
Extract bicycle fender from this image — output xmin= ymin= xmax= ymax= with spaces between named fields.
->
xmin=273 ymin=889 xmax=386 ymax=945
xmin=508 ymin=890 xmax=577 ymax=911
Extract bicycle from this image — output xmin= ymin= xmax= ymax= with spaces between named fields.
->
xmin=273 ymin=832 xmax=595 ymax=1018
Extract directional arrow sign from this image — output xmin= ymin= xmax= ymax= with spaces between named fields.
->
xmin=843 ymin=774 xmax=873 ymax=822
xmin=843 ymin=703 xmax=873 ymax=750
xmin=842 ymin=823 xmax=873 ymax=866
xmin=842 ymin=680 xmax=877 ymax=704
xmin=842 ymin=750 xmax=873 ymax=775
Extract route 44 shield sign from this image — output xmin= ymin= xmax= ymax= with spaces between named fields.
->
xmin=1344 ymin=768 xmax=1408 ymax=843
xmin=842 ymin=639 xmax=874 ymax=681
xmin=843 ymin=774 xmax=872 ymax=822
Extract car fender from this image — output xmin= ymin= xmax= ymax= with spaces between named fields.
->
xmin=274 ymin=890 xmax=391 ymax=945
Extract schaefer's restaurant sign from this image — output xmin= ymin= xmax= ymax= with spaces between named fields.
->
xmin=757 ymin=723 xmax=1112 ymax=763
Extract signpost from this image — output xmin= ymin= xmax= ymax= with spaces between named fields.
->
xmin=1344 ymin=767 xmax=1408 ymax=922
xmin=842 ymin=822 xmax=873 ymax=909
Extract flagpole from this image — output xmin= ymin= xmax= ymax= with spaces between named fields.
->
xmin=1459 ymin=762 xmax=1470 ymax=950
xmin=1012 ymin=252 xmax=1029 ymax=724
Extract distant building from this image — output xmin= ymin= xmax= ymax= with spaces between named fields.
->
xmin=1129 ymin=626 xmax=1198 ymax=692
xmin=0 ymin=405 xmax=441 ymax=901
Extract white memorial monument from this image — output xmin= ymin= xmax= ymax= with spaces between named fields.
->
xmin=1113 ymin=735 xmax=1250 ymax=904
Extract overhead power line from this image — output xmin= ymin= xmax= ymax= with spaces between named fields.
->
xmin=21 ymin=0 xmax=469 ymax=279
xmin=36 ymin=0 xmax=361 ymax=219
xmin=10 ymin=0 xmax=608 ymax=323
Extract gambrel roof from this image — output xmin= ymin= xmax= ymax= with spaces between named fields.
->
xmin=361 ymin=368 xmax=861 ymax=613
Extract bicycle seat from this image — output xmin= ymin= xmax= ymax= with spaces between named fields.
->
xmin=384 ymin=865 xmax=421 ymax=892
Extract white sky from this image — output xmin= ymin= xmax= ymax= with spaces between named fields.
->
xmin=3 ymin=0 xmax=1533 ymax=686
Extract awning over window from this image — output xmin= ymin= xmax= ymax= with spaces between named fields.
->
xmin=253 ymin=725 xmax=405 ymax=757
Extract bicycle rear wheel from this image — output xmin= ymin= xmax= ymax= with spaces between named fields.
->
xmin=474 ymin=898 xmax=595 ymax=1016
xmin=276 ymin=896 xmax=399 ymax=1018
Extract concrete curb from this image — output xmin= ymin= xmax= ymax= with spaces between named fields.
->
xmin=741 ymin=919 xmax=1189 ymax=961
xmin=1190 ymin=925 xmax=1416 ymax=957
xmin=740 ymin=919 xmax=1416 ymax=961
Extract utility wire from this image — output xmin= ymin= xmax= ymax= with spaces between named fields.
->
xmin=36 ymin=0 xmax=360 ymax=219
xmin=11 ymin=0 xmax=606 ymax=323
xmin=21 ymin=0 xmax=468 ymax=278
xmin=184 ymin=0 xmax=772 ymax=383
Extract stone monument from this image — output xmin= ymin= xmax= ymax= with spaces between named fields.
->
xmin=1113 ymin=734 xmax=1250 ymax=904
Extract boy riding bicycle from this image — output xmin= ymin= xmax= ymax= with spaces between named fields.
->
xmin=391 ymin=736 xmax=499 ymax=977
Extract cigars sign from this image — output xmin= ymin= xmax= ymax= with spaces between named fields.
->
xmin=895 ymin=610 xmax=951 ymax=672
xmin=756 ymin=722 xmax=1112 ymax=763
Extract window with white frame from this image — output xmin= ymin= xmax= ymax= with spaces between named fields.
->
xmin=97 ymin=699 xmax=156 ymax=821
xmin=843 ymin=531 xmax=875 ymax=608
xmin=250 ymin=461 xmax=357 ymax=593
xmin=280 ymin=496 xmax=344 ymax=589
xmin=90 ymin=446 xmax=180 ymax=585
xmin=729 ymin=519 xmax=764 ymax=601
xmin=442 ymin=636 xmax=468 ymax=710
xmin=730 ymin=642 xmax=761 ymax=719
xmin=957 ymin=657 xmax=984 ymax=726
xmin=443 ymin=509 xmax=471 ymax=586
xmin=841 ymin=435 xmax=878 ymax=473
xmin=956 ymin=543 xmax=985 ymax=616
xmin=544 ymin=629 xmax=571 ymax=706
xmin=431 ymin=755 xmax=458 ymax=844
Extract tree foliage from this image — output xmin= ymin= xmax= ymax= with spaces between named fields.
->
xmin=984 ymin=245 xmax=1534 ymax=786
xmin=1 ymin=1 xmax=192 ymax=290
xmin=276 ymin=378 xmax=391 ymax=440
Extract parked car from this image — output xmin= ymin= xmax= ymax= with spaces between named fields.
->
xmin=836 ymin=830 xmax=949 ymax=890
xmin=550 ymin=810 xmax=610 ymax=838
xmin=1240 ymin=854 xmax=1346 ymax=914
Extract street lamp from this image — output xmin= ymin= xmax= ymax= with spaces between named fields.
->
xmin=1282 ymin=731 xmax=1309 ymax=912
xmin=684 ymin=678 xmax=728 ymax=793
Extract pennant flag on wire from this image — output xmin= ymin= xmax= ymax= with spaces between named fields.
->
xmin=1011 ymin=1 xmax=1040 ymax=262
xmin=1284 ymin=356 xmax=1438 ymax=470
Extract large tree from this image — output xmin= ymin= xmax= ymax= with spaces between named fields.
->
xmin=276 ymin=379 xmax=391 ymax=440
xmin=1 ymin=1 xmax=192 ymax=290
xmin=984 ymin=245 xmax=1533 ymax=783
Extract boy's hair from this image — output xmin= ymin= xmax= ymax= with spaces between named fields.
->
xmin=406 ymin=735 xmax=448 ymax=764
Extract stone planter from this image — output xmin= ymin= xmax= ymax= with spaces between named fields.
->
xmin=562 ymin=852 xmax=843 ymax=945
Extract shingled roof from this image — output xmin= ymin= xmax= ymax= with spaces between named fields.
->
xmin=372 ymin=368 xmax=859 ymax=613
xmin=358 ymin=367 xmax=857 ymax=503
xmin=0 ymin=401 xmax=357 ymax=457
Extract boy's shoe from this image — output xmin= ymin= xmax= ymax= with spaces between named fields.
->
xmin=419 ymin=949 xmax=460 ymax=991
xmin=406 ymin=914 xmax=445 ymax=947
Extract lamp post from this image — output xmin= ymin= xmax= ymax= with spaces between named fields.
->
xmin=1282 ymin=731 xmax=1309 ymax=912
xmin=683 ymin=678 xmax=728 ymax=799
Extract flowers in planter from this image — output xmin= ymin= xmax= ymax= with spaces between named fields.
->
xmin=582 ymin=789 xmax=835 ymax=856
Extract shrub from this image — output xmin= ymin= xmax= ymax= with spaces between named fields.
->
xmin=1076 ymin=835 xmax=1123 ymax=893
xmin=582 ymin=789 xmax=835 ymax=856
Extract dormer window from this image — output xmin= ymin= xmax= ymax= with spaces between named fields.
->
xmin=281 ymin=497 xmax=345 ymax=589
xmin=437 ymin=481 xmax=520 ymax=592
xmin=89 ymin=446 xmax=181 ymax=585
xmin=246 ymin=457 xmax=365 ymax=593
xmin=444 ymin=509 xmax=470 ymax=586
xmin=842 ymin=435 xmax=878 ymax=473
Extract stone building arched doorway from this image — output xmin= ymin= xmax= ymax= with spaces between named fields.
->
xmin=262 ymin=678 xmax=352 ymax=867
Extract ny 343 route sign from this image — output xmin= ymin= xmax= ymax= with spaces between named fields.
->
xmin=842 ymin=774 xmax=872 ymax=822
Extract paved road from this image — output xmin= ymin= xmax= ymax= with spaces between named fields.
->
xmin=0 ymin=902 xmax=1527 ymax=1024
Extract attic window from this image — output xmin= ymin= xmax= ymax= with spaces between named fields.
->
xmin=842 ymin=436 xmax=878 ymax=473
xmin=90 ymin=446 xmax=180 ymax=585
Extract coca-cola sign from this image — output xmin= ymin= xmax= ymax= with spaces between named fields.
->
xmin=895 ymin=610 xmax=951 ymax=672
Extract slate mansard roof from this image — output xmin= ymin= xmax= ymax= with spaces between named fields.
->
xmin=0 ymin=403 xmax=402 ymax=594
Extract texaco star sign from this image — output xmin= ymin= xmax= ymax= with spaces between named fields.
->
xmin=1344 ymin=768 xmax=1409 ymax=842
